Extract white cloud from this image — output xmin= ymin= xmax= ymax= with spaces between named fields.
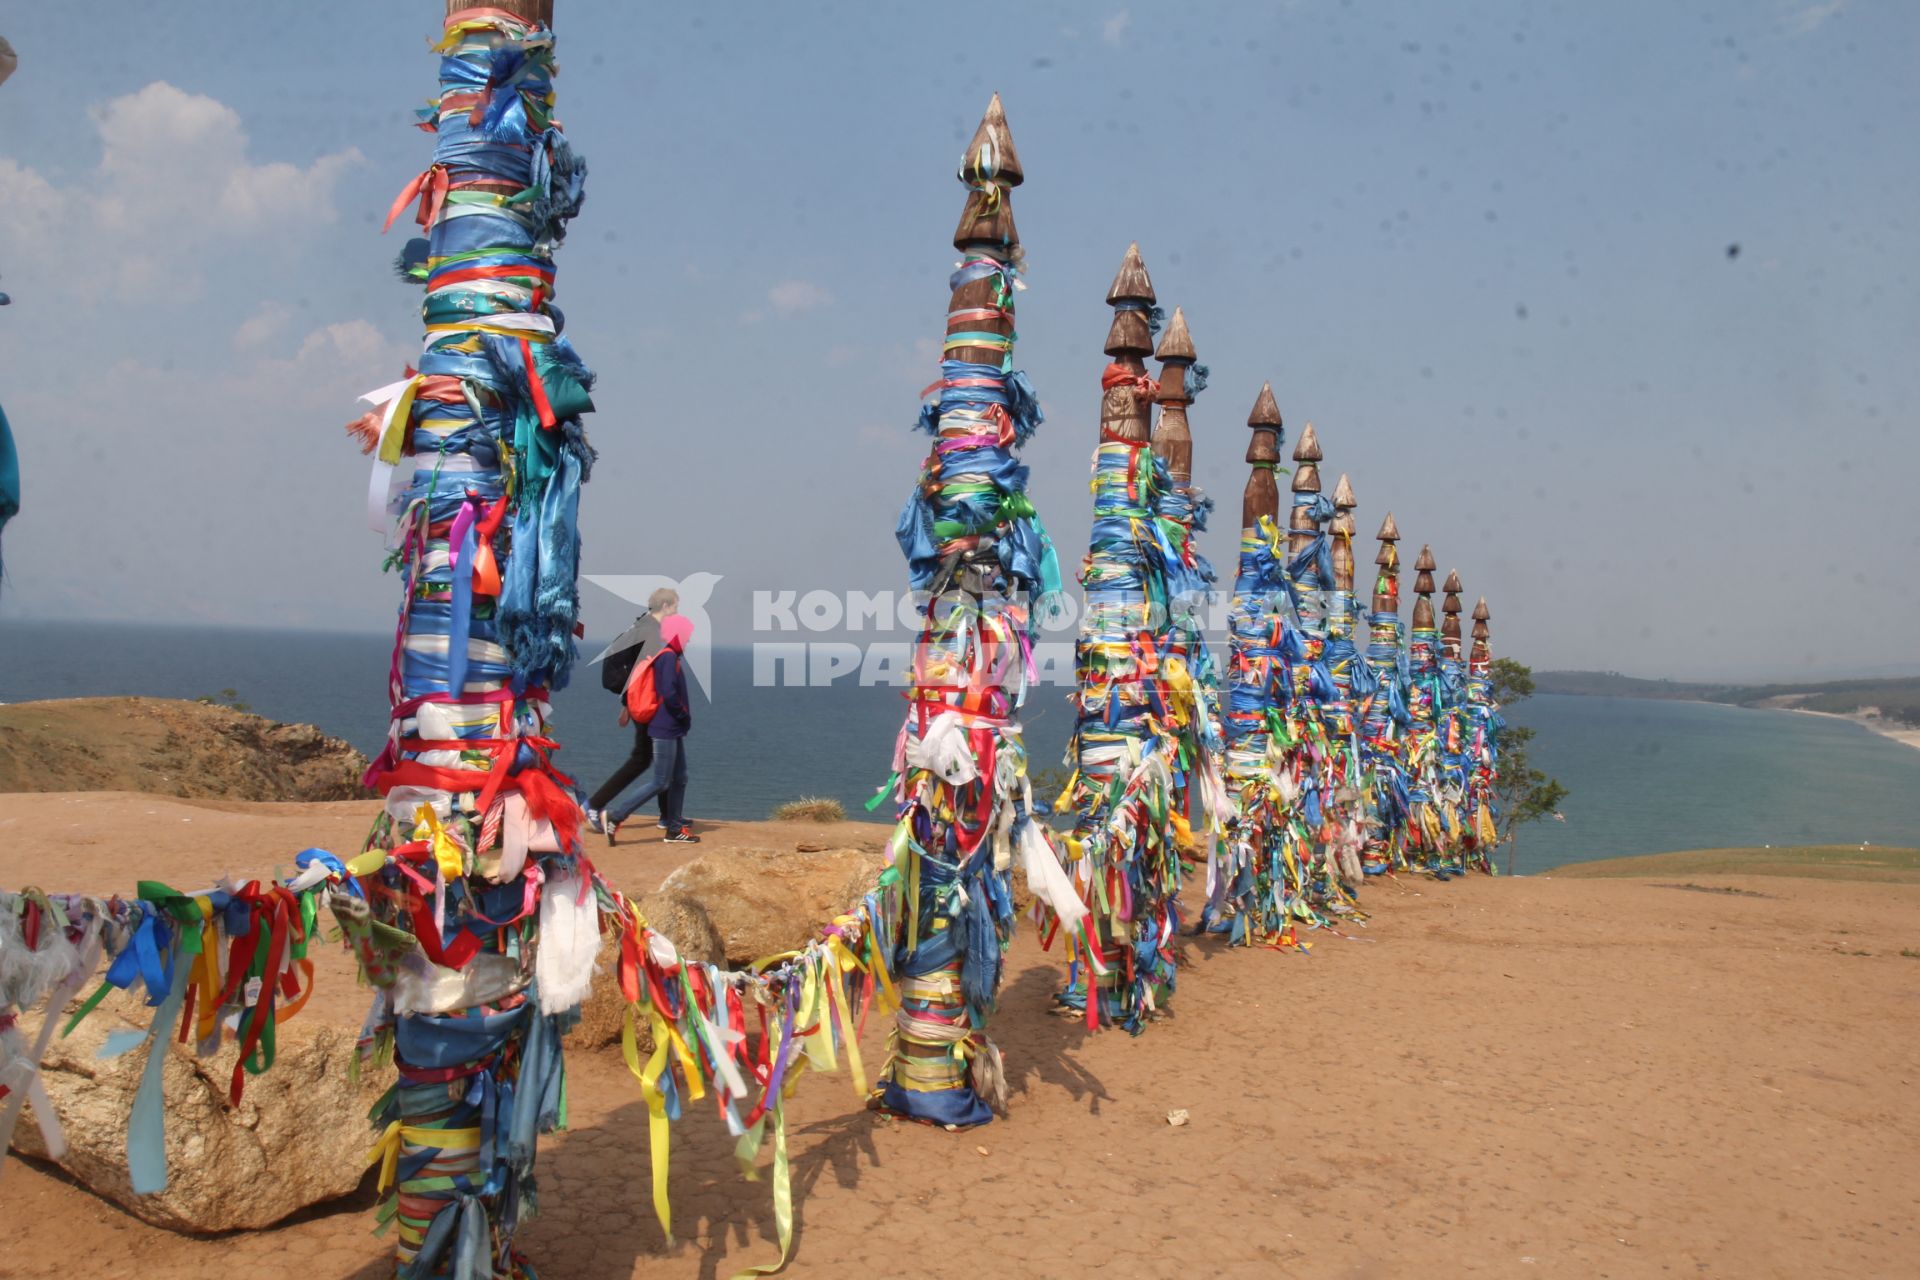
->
xmin=1102 ymin=10 xmax=1132 ymax=45
xmin=0 ymin=81 xmax=362 ymax=303
xmin=91 ymin=82 xmax=360 ymax=232
xmin=1785 ymin=1 xmax=1848 ymax=34
xmin=294 ymin=319 xmax=392 ymax=368
xmin=231 ymin=301 xmax=293 ymax=351
xmin=767 ymin=279 xmax=835 ymax=314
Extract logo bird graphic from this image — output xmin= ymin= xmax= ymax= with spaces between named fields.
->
xmin=584 ymin=571 xmax=723 ymax=699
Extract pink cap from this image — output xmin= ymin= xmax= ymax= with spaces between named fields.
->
xmin=659 ymin=614 xmax=694 ymax=651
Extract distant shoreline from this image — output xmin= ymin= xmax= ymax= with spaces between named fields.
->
xmin=1783 ymin=705 xmax=1920 ymax=754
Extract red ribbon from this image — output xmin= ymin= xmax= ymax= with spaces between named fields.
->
xmin=383 ymin=164 xmax=451 ymax=234
xmin=217 ymin=882 xmax=300 ymax=1106
xmin=521 ymin=338 xmax=557 ymax=429
xmin=1100 ymin=362 xmax=1160 ymax=402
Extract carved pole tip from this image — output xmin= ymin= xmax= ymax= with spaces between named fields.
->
xmin=1332 ymin=472 xmax=1356 ymax=509
xmin=1154 ymin=306 xmax=1195 ymax=361
xmin=1292 ymin=421 xmax=1323 ymax=463
xmin=1247 ymin=382 xmax=1282 ymax=427
xmin=1106 ymin=242 xmax=1156 ymax=305
xmin=958 ymin=94 xmax=1024 ymax=188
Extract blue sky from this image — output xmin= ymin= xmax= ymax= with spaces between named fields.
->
xmin=1 ymin=0 xmax=1914 ymax=680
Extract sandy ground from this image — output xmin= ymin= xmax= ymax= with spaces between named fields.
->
xmin=5 ymin=792 xmax=1920 ymax=1279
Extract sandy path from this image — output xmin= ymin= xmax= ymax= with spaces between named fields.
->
xmin=5 ymin=794 xmax=1919 ymax=1278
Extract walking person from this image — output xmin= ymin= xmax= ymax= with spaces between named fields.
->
xmin=604 ymin=612 xmax=698 ymax=844
xmin=584 ymin=588 xmax=676 ymax=833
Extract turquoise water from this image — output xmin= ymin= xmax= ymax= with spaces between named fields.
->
xmin=1507 ymin=694 xmax=1920 ymax=870
xmin=3 ymin=622 xmax=1917 ymax=870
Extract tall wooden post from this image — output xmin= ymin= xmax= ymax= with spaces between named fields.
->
xmin=1404 ymin=544 xmax=1446 ymax=869
xmin=1217 ymin=384 xmax=1294 ymax=943
xmin=1464 ymin=596 xmax=1500 ymax=870
xmin=1285 ymin=423 xmax=1328 ymax=694
xmin=1151 ymin=307 xmax=1226 ymax=911
xmin=1440 ymin=569 xmax=1465 ymax=662
xmin=1359 ymin=512 xmax=1407 ymax=873
xmin=1411 ymin=546 xmax=1437 ymax=631
xmin=1329 ymin=475 xmax=1358 ymax=595
xmin=1286 ymin=425 xmax=1324 ymax=552
xmin=1151 ymin=307 xmax=1195 ymax=483
xmin=1063 ymin=243 xmax=1188 ymax=1033
xmin=1242 ymin=384 xmax=1282 ymax=532
xmin=876 ymin=94 xmax=1070 ymax=1127
xmin=1321 ymin=472 xmax=1365 ymax=889
xmin=1282 ymin=424 xmax=1345 ymax=906
xmin=1436 ymin=568 xmax=1468 ymax=868
xmin=342 ymin=2 xmax=595 ymax=1274
xmin=1102 ymin=243 xmax=1157 ymax=443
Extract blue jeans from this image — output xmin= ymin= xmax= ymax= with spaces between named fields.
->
xmin=608 ymin=736 xmax=687 ymax=830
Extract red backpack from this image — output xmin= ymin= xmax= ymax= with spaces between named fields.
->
xmin=623 ymin=651 xmax=664 ymax=723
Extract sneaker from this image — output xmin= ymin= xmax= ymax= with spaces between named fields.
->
xmin=656 ymin=818 xmax=670 ymax=829
xmin=583 ymin=808 xmax=606 ymax=835
xmin=605 ymin=818 xmax=619 ymax=847
xmin=664 ymin=828 xmax=701 ymax=844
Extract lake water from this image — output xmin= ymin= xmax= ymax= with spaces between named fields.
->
xmin=3 ymin=621 xmax=1917 ymax=872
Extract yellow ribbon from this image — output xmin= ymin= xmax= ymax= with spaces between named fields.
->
xmin=344 ymin=847 xmax=389 ymax=878
xmin=366 ymin=1120 xmax=481 ymax=1193
xmin=821 ymin=949 xmax=867 ymax=1100
xmin=375 ymin=377 xmax=423 ymax=466
xmin=424 ymin=321 xmax=554 ymax=345
xmin=728 ymin=1051 xmax=797 ymax=1279
xmin=623 ymin=1002 xmax=676 ymax=1244
xmin=434 ymin=16 xmax=538 ymax=51
xmin=415 ymin=805 xmax=467 ymax=880
xmin=189 ymin=898 xmax=222 ymax=1045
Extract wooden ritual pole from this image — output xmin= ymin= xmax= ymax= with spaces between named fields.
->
xmin=875 ymin=94 xmax=1070 ymax=1125
xmin=1062 ymin=243 xmax=1185 ymax=1033
xmin=1151 ymin=307 xmax=1226 ymax=914
xmin=339 ymin=2 xmax=601 ymax=1274
xmin=1437 ymin=568 xmax=1469 ymax=869
xmin=1322 ymin=472 xmax=1366 ymax=890
xmin=1464 ymin=596 xmax=1501 ymax=870
xmin=1150 ymin=307 xmax=1195 ymax=484
xmin=1359 ymin=512 xmax=1408 ymax=873
xmin=1404 ymin=544 xmax=1446 ymax=869
xmin=1284 ymin=423 xmax=1344 ymax=905
xmin=1216 ymin=384 xmax=1302 ymax=943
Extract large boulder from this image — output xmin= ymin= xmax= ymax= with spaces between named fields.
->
xmin=11 ymin=992 xmax=390 ymax=1232
xmin=656 ymin=844 xmax=888 ymax=968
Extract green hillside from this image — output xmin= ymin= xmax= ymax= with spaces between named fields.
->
xmin=1536 ymin=671 xmax=1920 ymax=728
xmin=1550 ymin=845 xmax=1920 ymax=884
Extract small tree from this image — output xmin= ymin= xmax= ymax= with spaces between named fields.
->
xmin=1487 ymin=658 xmax=1568 ymax=875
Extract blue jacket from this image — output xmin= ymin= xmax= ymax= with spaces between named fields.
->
xmin=648 ymin=647 xmax=691 ymax=740
xmin=0 ymin=404 xmax=16 ymax=592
